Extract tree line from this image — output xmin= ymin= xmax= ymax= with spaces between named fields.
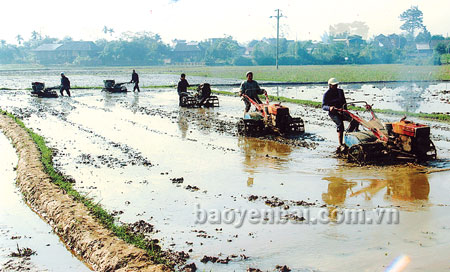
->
xmin=1 ymin=6 xmax=449 ymax=66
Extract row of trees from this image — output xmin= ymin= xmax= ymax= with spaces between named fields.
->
xmin=2 ymin=32 xmax=449 ymax=66
xmin=1 ymin=6 xmax=449 ymax=66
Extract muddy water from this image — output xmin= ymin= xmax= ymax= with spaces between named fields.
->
xmin=221 ymin=81 xmax=450 ymax=114
xmin=0 ymin=71 xmax=449 ymax=271
xmin=0 ymin=132 xmax=90 ymax=271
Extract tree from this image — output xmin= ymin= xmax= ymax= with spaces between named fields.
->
xmin=31 ymin=30 xmax=41 ymax=40
xmin=399 ymin=6 xmax=425 ymax=38
xmin=102 ymin=26 xmax=114 ymax=36
xmin=415 ymin=26 xmax=431 ymax=43
xmin=434 ymin=43 xmax=447 ymax=55
xmin=16 ymin=35 xmax=23 ymax=45
xmin=200 ymin=36 xmax=242 ymax=64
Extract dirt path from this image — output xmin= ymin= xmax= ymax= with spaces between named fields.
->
xmin=0 ymin=113 xmax=169 ymax=272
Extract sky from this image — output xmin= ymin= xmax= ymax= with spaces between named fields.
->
xmin=1 ymin=0 xmax=450 ymax=45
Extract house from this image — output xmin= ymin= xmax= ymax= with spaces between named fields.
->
xmin=32 ymin=41 xmax=99 ymax=64
xmin=331 ymin=36 xmax=364 ymax=47
xmin=415 ymin=43 xmax=433 ymax=56
xmin=172 ymin=40 xmax=203 ymax=63
xmin=347 ymin=35 xmax=364 ymax=47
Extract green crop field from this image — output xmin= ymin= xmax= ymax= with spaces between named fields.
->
xmin=2 ymin=64 xmax=450 ymax=83
xmin=136 ymin=64 xmax=450 ymax=83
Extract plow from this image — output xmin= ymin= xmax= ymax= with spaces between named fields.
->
xmin=180 ymin=83 xmax=219 ymax=108
xmin=237 ymin=93 xmax=304 ymax=136
xmin=337 ymin=101 xmax=437 ymax=164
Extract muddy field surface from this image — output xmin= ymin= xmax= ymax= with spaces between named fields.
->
xmin=0 ymin=133 xmax=90 ymax=272
xmin=1 ymin=73 xmax=450 ymax=271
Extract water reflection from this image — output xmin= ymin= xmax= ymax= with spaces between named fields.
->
xmin=177 ymin=109 xmax=189 ymax=139
xmin=130 ymin=92 xmax=140 ymax=114
xmin=322 ymin=167 xmax=430 ymax=220
xmin=238 ymin=137 xmax=293 ymax=183
xmin=397 ymin=84 xmax=426 ymax=113
xmin=102 ymin=92 xmax=117 ymax=108
xmin=264 ymin=82 xmax=448 ymax=113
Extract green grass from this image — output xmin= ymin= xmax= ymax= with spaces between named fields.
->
xmin=123 ymin=64 xmax=450 ymax=83
xmin=3 ymin=64 xmax=450 ymax=82
xmin=212 ymin=90 xmax=450 ymax=122
xmin=0 ymin=109 xmax=170 ymax=267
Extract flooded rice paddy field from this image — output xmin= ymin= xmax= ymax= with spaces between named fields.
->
xmin=221 ymin=81 xmax=450 ymax=114
xmin=0 ymin=70 xmax=450 ymax=271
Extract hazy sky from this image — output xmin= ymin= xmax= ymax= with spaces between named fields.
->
xmin=1 ymin=0 xmax=449 ymax=44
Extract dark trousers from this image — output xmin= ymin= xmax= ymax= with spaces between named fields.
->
xmin=60 ymin=86 xmax=71 ymax=97
xmin=133 ymin=82 xmax=140 ymax=92
xmin=178 ymin=92 xmax=188 ymax=106
xmin=329 ymin=112 xmax=359 ymax=132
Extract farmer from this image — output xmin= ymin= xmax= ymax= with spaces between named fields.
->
xmin=130 ymin=69 xmax=140 ymax=92
xmin=239 ymin=71 xmax=267 ymax=113
xmin=60 ymin=72 xmax=71 ymax=97
xmin=322 ymin=78 xmax=359 ymax=147
xmin=196 ymin=83 xmax=211 ymax=106
xmin=177 ymin=73 xmax=190 ymax=106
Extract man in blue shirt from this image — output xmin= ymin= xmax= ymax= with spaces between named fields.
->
xmin=322 ymin=78 xmax=358 ymax=146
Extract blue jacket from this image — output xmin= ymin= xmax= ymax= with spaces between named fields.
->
xmin=322 ymin=88 xmax=347 ymax=112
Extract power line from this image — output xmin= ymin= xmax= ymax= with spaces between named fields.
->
xmin=270 ymin=9 xmax=285 ymax=69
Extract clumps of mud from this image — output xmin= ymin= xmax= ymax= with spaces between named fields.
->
xmin=160 ymin=250 xmax=190 ymax=269
xmin=170 ymin=177 xmax=184 ymax=184
xmin=200 ymin=254 xmax=249 ymax=264
xmin=246 ymin=195 xmax=323 ymax=208
xmin=169 ymin=177 xmax=201 ymax=192
xmin=181 ymin=262 xmax=197 ymax=272
xmin=247 ymin=265 xmax=291 ymax=272
xmin=281 ymin=214 xmax=306 ymax=222
xmin=9 ymin=245 xmax=36 ymax=257
xmin=185 ymin=185 xmax=200 ymax=192
xmin=126 ymin=220 xmax=155 ymax=236
xmin=192 ymin=230 xmax=214 ymax=239
xmin=2 ymin=258 xmax=36 ymax=272
xmin=77 ymin=153 xmax=142 ymax=168
xmin=275 ymin=265 xmax=292 ymax=272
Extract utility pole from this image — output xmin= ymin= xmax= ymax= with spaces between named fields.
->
xmin=270 ymin=9 xmax=284 ymax=70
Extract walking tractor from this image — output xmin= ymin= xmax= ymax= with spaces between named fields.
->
xmin=237 ymin=93 xmax=305 ymax=136
xmin=180 ymin=83 xmax=219 ymax=108
xmin=337 ymin=101 xmax=437 ymax=163
xmin=31 ymin=82 xmax=58 ymax=98
xmin=102 ymin=80 xmax=128 ymax=93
